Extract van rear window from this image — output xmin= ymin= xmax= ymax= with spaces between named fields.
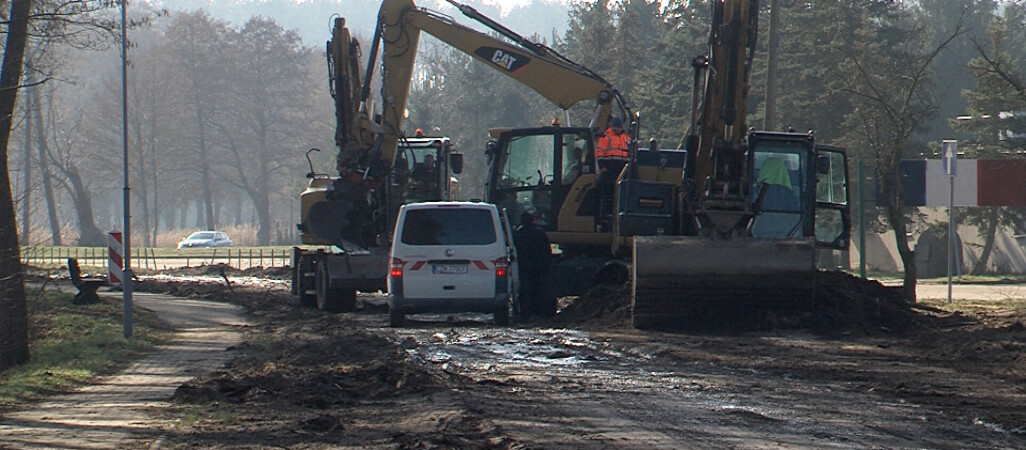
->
xmin=400 ymin=208 xmax=497 ymax=246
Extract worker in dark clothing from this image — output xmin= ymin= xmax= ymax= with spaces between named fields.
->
xmin=513 ymin=210 xmax=554 ymax=320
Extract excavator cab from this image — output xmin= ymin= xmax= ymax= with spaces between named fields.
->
xmin=486 ymin=126 xmax=614 ymax=250
xmin=747 ymin=132 xmax=850 ymax=248
xmin=396 ymin=136 xmax=458 ymax=204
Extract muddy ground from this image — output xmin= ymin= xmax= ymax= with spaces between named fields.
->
xmin=134 ymin=266 xmax=1025 ymax=449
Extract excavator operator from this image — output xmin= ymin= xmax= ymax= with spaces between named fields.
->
xmin=406 ymin=153 xmax=438 ymax=201
xmin=756 ymin=157 xmax=799 ymax=212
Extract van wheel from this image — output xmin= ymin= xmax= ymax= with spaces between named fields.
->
xmin=494 ymin=303 xmax=510 ymax=326
xmin=389 ymin=307 xmax=405 ymax=328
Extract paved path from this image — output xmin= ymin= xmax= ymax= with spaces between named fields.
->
xmin=0 ymin=291 xmax=249 ymax=449
xmin=907 ymin=282 xmax=1025 ymax=301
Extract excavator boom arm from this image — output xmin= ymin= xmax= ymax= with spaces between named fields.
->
xmin=310 ymin=0 xmax=628 ymax=250
xmin=371 ymin=0 xmax=623 ymax=173
xmin=687 ymin=0 xmax=760 ymax=235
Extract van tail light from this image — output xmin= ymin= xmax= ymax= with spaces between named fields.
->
xmin=493 ymin=257 xmax=508 ymax=278
xmin=390 ymin=258 xmax=405 ymax=278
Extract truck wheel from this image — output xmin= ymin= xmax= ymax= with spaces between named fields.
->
xmin=295 ymin=253 xmax=317 ymax=308
xmin=389 ymin=307 xmax=405 ymax=328
xmin=316 ymin=263 xmax=340 ymax=313
xmin=315 ymin=262 xmax=357 ymax=313
xmin=300 ymin=289 xmax=318 ymax=308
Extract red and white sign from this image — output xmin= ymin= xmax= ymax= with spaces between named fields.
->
xmin=108 ymin=232 xmax=123 ymax=286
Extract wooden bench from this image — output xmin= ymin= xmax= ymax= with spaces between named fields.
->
xmin=68 ymin=258 xmax=104 ymax=305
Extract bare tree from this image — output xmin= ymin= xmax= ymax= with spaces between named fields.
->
xmin=19 ymin=59 xmax=32 ymax=245
xmin=835 ymin=5 xmax=966 ymax=302
xmin=40 ymin=90 xmax=106 ymax=246
xmin=29 ymin=86 xmax=63 ymax=245
xmin=215 ymin=17 xmax=320 ymax=245
xmin=163 ymin=11 xmax=231 ymax=232
xmin=0 ymin=0 xmax=34 ymax=370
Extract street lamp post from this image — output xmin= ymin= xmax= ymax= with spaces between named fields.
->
xmin=121 ymin=0 xmax=133 ymax=338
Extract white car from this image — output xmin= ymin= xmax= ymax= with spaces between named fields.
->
xmin=387 ymin=202 xmax=516 ymax=327
xmin=177 ymin=231 xmax=233 ymax=249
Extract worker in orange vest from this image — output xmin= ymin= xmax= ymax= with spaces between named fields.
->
xmin=595 ymin=116 xmax=630 ymax=195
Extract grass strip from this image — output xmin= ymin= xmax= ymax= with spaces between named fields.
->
xmin=0 ymin=290 xmax=171 ymax=408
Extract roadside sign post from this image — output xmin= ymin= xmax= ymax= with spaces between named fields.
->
xmin=942 ymin=140 xmax=957 ymax=304
xmin=108 ymin=232 xmax=124 ymax=286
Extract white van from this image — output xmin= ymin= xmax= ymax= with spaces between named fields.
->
xmin=387 ymin=201 xmax=516 ymax=327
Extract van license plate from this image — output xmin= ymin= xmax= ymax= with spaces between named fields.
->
xmin=432 ymin=264 xmax=468 ymax=274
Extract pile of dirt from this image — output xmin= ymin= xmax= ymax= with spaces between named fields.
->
xmin=172 ymin=328 xmax=438 ymax=408
xmin=812 ymin=270 xmax=916 ymax=333
xmin=159 ymin=263 xmax=291 ymax=280
xmin=241 ymin=265 xmax=292 ymax=279
xmin=550 ymin=270 xmax=919 ymax=334
xmin=552 ymin=284 xmax=631 ymax=330
xmin=166 ymin=302 xmax=494 ymax=447
xmin=134 ymin=277 xmax=234 ymax=301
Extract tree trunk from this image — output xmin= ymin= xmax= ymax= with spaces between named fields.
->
xmin=882 ymin=163 xmax=917 ymax=303
xmin=19 ymin=80 xmax=31 ymax=245
xmin=0 ymin=0 xmax=34 ymax=370
xmin=251 ymin=182 xmax=271 ymax=245
xmin=194 ymin=200 xmax=203 ymax=228
xmin=32 ymin=96 xmax=61 ymax=246
xmin=129 ymin=102 xmax=153 ymax=247
xmin=65 ymin=165 xmax=105 ymax=247
xmin=971 ymin=206 xmax=1000 ymax=275
xmin=150 ymin=139 xmax=159 ymax=247
xmin=891 ymin=213 xmax=918 ymax=302
xmin=197 ymin=109 xmax=216 ymax=231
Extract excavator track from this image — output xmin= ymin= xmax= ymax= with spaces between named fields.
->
xmin=632 ymin=236 xmax=817 ymax=331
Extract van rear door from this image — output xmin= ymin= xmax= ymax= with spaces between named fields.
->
xmin=398 ymin=206 xmax=500 ymax=299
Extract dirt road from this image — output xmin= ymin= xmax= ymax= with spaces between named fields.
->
xmin=155 ymin=276 xmax=1026 ymax=449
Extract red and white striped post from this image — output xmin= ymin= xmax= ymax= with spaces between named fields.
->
xmin=108 ymin=231 xmax=124 ymax=287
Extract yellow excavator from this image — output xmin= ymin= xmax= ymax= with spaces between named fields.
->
xmin=292 ymin=0 xmax=633 ymax=311
xmin=481 ymin=0 xmax=852 ymax=329
xmin=295 ymin=0 xmax=851 ymax=329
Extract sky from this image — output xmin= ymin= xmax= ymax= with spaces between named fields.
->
xmin=438 ymin=0 xmax=540 ymax=15
xmin=143 ymin=0 xmax=579 ymax=44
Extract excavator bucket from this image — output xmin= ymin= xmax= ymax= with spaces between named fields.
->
xmin=631 ymin=236 xmax=817 ymax=330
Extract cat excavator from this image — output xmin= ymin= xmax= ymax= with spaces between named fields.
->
xmin=481 ymin=0 xmax=852 ymax=329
